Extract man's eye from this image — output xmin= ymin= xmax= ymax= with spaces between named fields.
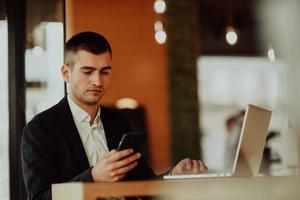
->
xmin=101 ymin=70 xmax=110 ymax=75
xmin=83 ymin=71 xmax=92 ymax=75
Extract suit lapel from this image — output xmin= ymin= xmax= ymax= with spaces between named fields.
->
xmin=58 ymin=97 xmax=90 ymax=170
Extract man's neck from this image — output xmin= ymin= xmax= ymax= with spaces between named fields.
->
xmin=83 ymin=106 xmax=99 ymax=125
xmin=68 ymin=95 xmax=100 ymax=124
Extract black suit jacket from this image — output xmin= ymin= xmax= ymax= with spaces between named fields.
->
xmin=21 ymin=97 xmax=155 ymax=200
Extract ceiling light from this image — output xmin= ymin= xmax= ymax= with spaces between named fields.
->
xmin=225 ymin=26 xmax=238 ymax=45
xmin=155 ymin=30 xmax=167 ymax=44
xmin=154 ymin=20 xmax=163 ymax=32
xmin=154 ymin=0 xmax=166 ymax=14
xmin=115 ymin=98 xmax=139 ymax=109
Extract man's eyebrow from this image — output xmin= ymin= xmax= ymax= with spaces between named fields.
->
xmin=80 ymin=66 xmax=96 ymax=70
xmin=79 ymin=66 xmax=112 ymax=70
xmin=101 ymin=66 xmax=112 ymax=70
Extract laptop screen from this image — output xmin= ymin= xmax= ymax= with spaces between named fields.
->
xmin=235 ymin=104 xmax=272 ymax=176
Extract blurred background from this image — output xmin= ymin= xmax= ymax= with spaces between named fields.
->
xmin=1 ymin=0 xmax=300 ymax=199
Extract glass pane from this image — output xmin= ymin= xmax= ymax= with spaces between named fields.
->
xmin=198 ymin=56 xmax=281 ymax=172
xmin=25 ymin=0 xmax=64 ymax=122
xmin=0 ymin=0 xmax=9 ymax=199
xmin=197 ymin=1 xmax=299 ymax=175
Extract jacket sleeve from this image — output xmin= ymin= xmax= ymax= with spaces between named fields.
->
xmin=21 ymin=121 xmax=93 ymax=200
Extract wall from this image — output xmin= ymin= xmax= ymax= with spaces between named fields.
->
xmin=66 ymin=0 xmax=170 ymax=172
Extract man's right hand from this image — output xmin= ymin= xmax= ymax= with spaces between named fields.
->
xmin=91 ymin=149 xmax=141 ymax=182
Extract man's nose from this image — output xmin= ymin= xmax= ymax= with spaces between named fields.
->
xmin=91 ymin=74 xmax=102 ymax=86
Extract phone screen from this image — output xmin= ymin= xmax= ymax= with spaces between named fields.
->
xmin=117 ymin=132 xmax=145 ymax=152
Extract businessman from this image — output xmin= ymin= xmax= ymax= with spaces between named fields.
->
xmin=21 ymin=31 xmax=207 ymax=200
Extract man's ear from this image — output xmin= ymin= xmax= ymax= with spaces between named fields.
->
xmin=61 ymin=64 xmax=70 ymax=83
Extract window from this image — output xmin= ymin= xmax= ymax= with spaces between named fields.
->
xmin=25 ymin=0 xmax=64 ymax=121
xmin=198 ymin=56 xmax=298 ymax=174
xmin=0 ymin=3 xmax=9 ymax=199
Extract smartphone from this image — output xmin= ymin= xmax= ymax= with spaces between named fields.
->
xmin=117 ymin=132 xmax=145 ymax=152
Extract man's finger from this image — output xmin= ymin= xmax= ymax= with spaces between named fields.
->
xmin=199 ymin=161 xmax=208 ymax=171
xmin=110 ymin=153 xmax=141 ymax=171
xmin=110 ymin=161 xmax=138 ymax=176
xmin=107 ymin=149 xmax=134 ymax=162
xmin=184 ymin=158 xmax=193 ymax=171
xmin=105 ymin=149 xmax=116 ymax=157
xmin=192 ymin=160 xmax=201 ymax=173
xmin=109 ymin=174 xmax=125 ymax=182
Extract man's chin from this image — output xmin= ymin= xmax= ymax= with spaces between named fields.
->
xmin=83 ymin=97 xmax=102 ymax=106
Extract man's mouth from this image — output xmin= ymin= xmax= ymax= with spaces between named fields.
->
xmin=87 ymin=89 xmax=103 ymax=93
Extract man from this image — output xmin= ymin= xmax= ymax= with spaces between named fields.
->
xmin=21 ymin=31 xmax=207 ymax=200
xmin=224 ymin=110 xmax=245 ymax=171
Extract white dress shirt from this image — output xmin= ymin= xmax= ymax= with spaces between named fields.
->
xmin=67 ymin=96 xmax=109 ymax=167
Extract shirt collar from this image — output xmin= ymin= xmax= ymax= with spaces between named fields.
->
xmin=67 ymin=95 xmax=101 ymax=124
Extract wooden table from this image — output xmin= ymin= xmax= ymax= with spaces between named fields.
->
xmin=52 ymin=175 xmax=300 ymax=200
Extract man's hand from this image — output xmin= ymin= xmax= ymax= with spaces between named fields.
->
xmin=171 ymin=158 xmax=208 ymax=175
xmin=91 ymin=149 xmax=141 ymax=182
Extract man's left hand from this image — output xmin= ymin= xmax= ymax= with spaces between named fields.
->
xmin=171 ymin=158 xmax=208 ymax=175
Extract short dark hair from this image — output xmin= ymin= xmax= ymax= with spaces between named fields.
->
xmin=65 ymin=31 xmax=112 ymax=66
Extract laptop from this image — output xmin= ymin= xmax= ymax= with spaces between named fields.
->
xmin=163 ymin=104 xmax=272 ymax=179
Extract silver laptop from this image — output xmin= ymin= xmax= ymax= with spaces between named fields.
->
xmin=163 ymin=104 xmax=272 ymax=179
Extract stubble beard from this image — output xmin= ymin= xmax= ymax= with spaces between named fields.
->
xmin=82 ymin=93 xmax=104 ymax=106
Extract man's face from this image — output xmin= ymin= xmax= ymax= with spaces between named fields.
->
xmin=61 ymin=50 xmax=112 ymax=108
